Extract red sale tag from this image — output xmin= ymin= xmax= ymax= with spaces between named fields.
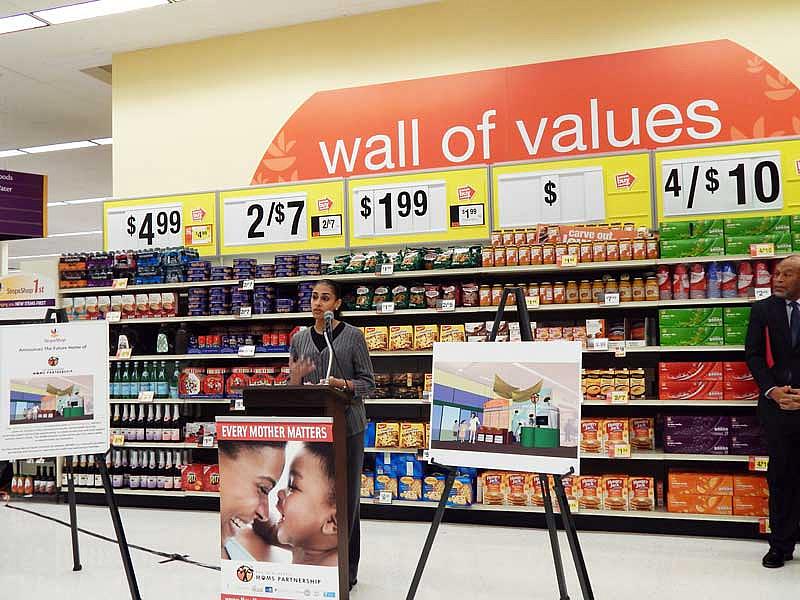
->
xmin=615 ymin=171 xmax=636 ymax=189
xmin=457 ymin=185 xmax=476 ymax=200
xmin=191 ymin=208 xmax=206 ymax=222
xmin=317 ymin=197 xmax=332 ymax=211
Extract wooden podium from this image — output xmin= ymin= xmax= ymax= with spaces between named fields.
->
xmin=242 ymin=384 xmax=354 ymax=600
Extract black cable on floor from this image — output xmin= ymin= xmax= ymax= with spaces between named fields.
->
xmin=4 ymin=502 xmax=221 ymax=572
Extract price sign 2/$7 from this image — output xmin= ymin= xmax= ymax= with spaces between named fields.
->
xmin=662 ymin=151 xmax=783 ymax=216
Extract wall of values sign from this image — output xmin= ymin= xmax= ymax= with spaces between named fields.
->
xmin=655 ymin=138 xmax=800 ymax=222
xmin=491 ymin=152 xmax=653 ymax=230
xmin=219 ymin=180 xmax=346 ymax=254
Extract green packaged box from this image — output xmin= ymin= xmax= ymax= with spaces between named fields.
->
xmin=660 ymin=326 xmax=725 ymax=346
xmin=723 ymin=216 xmax=790 ymax=237
xmin=723 ymin=307 xmax=751 ymax=327
xmin=659 ymin=220 xmax=724 ymax=240
xmin=724 ymin=233 xmax=792 ymax=255
xmin=659 ymin=237 xmax=725 ymax=258
xmin=791 ymin=214 xmax=800 ymax=232
xmin=659 ymin=307 xmax=723 ymax=328
xmin=723 ymin=325 xmax=748 ymax=345
xmin=792 ymin=232 xmax=800 ymax=251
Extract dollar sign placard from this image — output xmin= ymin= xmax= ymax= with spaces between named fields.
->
xmin=705 ymin=167 xmax=720 ymax=193
xmin=543 ymin=180 xmax=558 ymax=205
xmin=541 ymin=174 xmax=561 ymax=220
xmin=105 ymin=201 xmax=185 ymax=250
xmin=360 ymin=196 xmax=372 ymax=219
xmin=273 ymin=202 xmax=285 ymax=224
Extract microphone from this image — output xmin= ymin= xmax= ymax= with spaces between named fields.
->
xmin=323 ymin=311 xmax=336 ymax=381
xmin=323 ymin=310 xmax=335 ymax=332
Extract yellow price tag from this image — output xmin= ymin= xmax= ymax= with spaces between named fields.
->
xmin=750 ymin=243 xmax=775 ymax=258
xmin=609 ymin=390 xmax=629 ymax=404
xmin=525 ymin=295 xmax=540 ymax=309
xmin=111 ymin=278 xmax=128 ymax=289
xmin=559 ymin=254 xmax=578 ymax=267
xmin=749 ymin=456 xmax=769 ymax=472
xmin=111 ymin=434 xmax=125 ymax=447
xmin=116 ymin=348 xmax=132 ymax=359
xmin=609 ymin=443 xmax=631 ymax=458
xmin=185 ymin=224 xmax=213 ymax=246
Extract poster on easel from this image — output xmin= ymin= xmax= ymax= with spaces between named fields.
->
xmin=428 ymin=342 xmax=581 ymax=475
xmin=0 ymin=321 xmax=110 ymax=460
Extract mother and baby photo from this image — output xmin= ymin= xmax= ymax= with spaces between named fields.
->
xmin=219 ymin=438 xmax=339 ymax=568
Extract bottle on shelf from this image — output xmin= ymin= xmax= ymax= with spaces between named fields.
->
xmin=174 ymin=323 xmax=189 ymax=355
xmin=153 ymin=405 xmax=163 ymax=441
xmin=121 ymin=362 xmax=131 ymax=400
xmin=161 ymin=402 xmax=173 ymax=442
xmin=111 ymin=405 xmax=121 ymax=438
xmin=77 ymin=455 xmax=88 ymax=488
xmin=157 ymin=451 xmax=166 ymax=489
xmin=171 ymin=404 xmax=182 ymax=442
xmin=159 ymin=361 xmax=170 ymax=400
xmin=145 ymin=405 xmax=155 ymax=441
xmin=146 ymin=451 xmax=158 ymax=490
xmin=156 ymin=324 xmax=173 ymax=354
xmin=135 ymin=405 xmax=146 ymax=442
xmin=23 ymin=469 xmax=34 ymax=497
xmin=128 ymin=450 xmax=140 ymax=490
xmin=121 ymin=405 xmax=130 ymax=441
xmin=33 ymin=466 xmax=42 ymax=495
xmin=163 ymin=451 xmax=174 ymax=491
xmin=170 ymin=361 xmax=180 ymax=400
xmin=45 ymin=467 xmax=56 ymax=496
xmin=95 ymin=456 xmax=104 ymax=488
xmin=109 ymin=364 xmax=117 ymax=399
xmin=111 ymin=451 xmax=124 ymax=489
xmin=131 ymin=361 xmax=142 ymax=399
xmin=122 ymin=450 xmax=130 ymax=488
xmin=173 ymin=450 xmax=183 ymax=491
xmin=140 ymin=361 xmax=152 ymax=397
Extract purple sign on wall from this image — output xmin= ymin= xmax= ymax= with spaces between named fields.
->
xmin=0 ymin=169 xmax=47 ymax=240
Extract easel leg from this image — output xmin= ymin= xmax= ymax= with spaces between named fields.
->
xmin=405 ymin=467 xmax=457 ymax=600
xmin=553 ymin=476 xmax=594 ymax=600
xmin=96 ymin=453 xmax=142 ymax=600
xmin=540 ymin=473 xmax=570 ymax=600
xmin=65 ymin=456 xmax=82 ymax=572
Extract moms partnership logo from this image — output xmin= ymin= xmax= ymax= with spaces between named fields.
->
xmin=236 ymin=565 xmax=254 ymax=583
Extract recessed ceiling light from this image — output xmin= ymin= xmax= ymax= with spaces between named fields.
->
xmin=0 ymin=149 xmax=28 ymax=158
xmin=0 ymin=13 xmax=47 ymax=35
xmin=46 ymin=230 xmax=103 ymax=238
xmin=90 ymin=137 xmax=112 ymax=145
xmin=20 ymin=140 xmax=97 ymax=154
xmin=65 ymin=197 xmax=108 ymax=205
xmin=33 ymin=0 xmax=169 ymax=25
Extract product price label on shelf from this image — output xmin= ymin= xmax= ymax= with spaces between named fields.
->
xmin=603 ymin=293 xmax=620 ymax=306
xmin=238 ymin=306 xmax=252 ymax=318
xmin=233 ymin=398 xmax=245 ymax=411
xmin=111 ymin=278 xmax=128 ymax=290
xmin=750 ymin=243 xmax=775 ymax=258
xmin=749 ymin=456 xmax=769 ymax=472
xmin=377 ymin=491 xmax=393 ymax=504
xmin=241 ymin=279 xmax=255 ymax=291
xmin=608 ymin=390 xmax=629 ymax=404
xmin=609 ymin=443 xmax=631 ymax=458
xmin=185 ymin=224 xmax=213 ymax=247
xmin=377 ymin=302 xmax=395 ymax=314
xmin=138 ymin=391 xmax=155 ymax=403
xmin=106 ymin=311 xmax=121 ymax=323
xmin=754 ymin=287 xmax=773 ymax=300
xmin=104 ymin=192 xmax=217 ymax=256
xmin=379 ymin=263 xmax=395 ymax=276
xmin=220 ymin=180 xmax=346 ymax=254
xmin=116 ymin=348 xmax=132 ymax=359
xmin=437 ymin=299 xmax=456 ymax=312
xmin=525 ymin=295 xmax=540 ymax=309
xmin=111 ymin=434 xmax=125 ymax=447
xmin=586 ymin=338 xmax=609 ymax=351
xmin=655 ymin=138 xmax=800 ymax=221
xmin=238 ymin=345 xmax=256 ymax=357
xmin=421 ymin=449 xmax=430 ymax=462
xmin=558 ymin=254 xmax=578 ymax=267
xmin=567 ymin=498 xmax=580 ymax=513
xmin=759 ymin=518 xmax=771 ymax=534
xmin=348 ymin=167 xmax=489 ymax=247
xmin=202 ymin=435 xmax=215 ymax=448
xmin=492 ymin=153 xmax=653 ymax=230
xmin=608 ymin=340 xmax=626 ymax=357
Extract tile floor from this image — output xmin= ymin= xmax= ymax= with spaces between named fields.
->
xmin=1 ymin=501 xmax=797 ymax=599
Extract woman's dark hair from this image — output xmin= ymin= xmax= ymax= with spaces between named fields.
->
xmin=219 ymin=440 xmax=286 ymax=459
xmin=303 ymin=442 xmax=336 ymax=506
xmin=313 ymin=279 xmax=342 ymax=299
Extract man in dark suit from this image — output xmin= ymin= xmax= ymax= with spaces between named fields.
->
xmin=746 ymin=255 xmax=800 ymax=568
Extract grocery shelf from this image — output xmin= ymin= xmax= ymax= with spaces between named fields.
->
xmin=366 ymin=398 xmax=430 ymax=405
xmin=109 ymin=353 xmax=290 ymax=362
xmin=69 ymin=487 xmax=185 ymax=497
xmin=111 ymin=442 xmax=209 ymax=449
xmin=106 ymin=312 xmax=313 ymax=325
xmin=365 ymin=447 xmax=422 ymax=454
xmin=359 ymin=498 xmax=760 ymax=523
xmin=582 ymin=399 xmax=758 ymax=407
xmin=623 ymin=345 xmax=745 ymax=353
xmin=184 ymin=490 xmax=220 ymax=498
xmin=656 ymin=253 xmax=791 ymax=266
xmin=583 ymin=450 xmax=751 ymax=462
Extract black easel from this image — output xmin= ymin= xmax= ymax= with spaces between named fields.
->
xmin=45 ymin=309 xmax=142 ymax=600
xmin=406 ymin=287 xmax=594 ymax=600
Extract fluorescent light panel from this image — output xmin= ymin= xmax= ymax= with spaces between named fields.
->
xmin=21 ymin=140 xmax=97 ymax=154
xmin=48 ymin=197 xmax=108 ymax=207
xmin=90 ymin=137 xmax=113 ymax=145
xmin=0 ymin=13 xmax=47 ymax=34
xmin=46 ymin=230 xmax=103 ymax=238
xmin=33 ymin=0 xmax=169 ymax=25
xmin=0 ymin=149 xmax=28 ymax=158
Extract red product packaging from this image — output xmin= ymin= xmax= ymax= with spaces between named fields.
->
xmin=672 ymin=264 xmax=689 ymax=300
xmin=226 ymin=367 xmax=251 ymax=397
xmin=754 ymin=261 xmax=772 ymax=289
xmin=659 ymin=362 xmax=723 ymax=381
xmin=182 ymin=464 xmax=204 ymax=492
xmin=733 ymin=475 xmax=769 ymax=498
xmin=657 ymin=265 xmax=672 ymax=300
xmin=723 ymin=362 xmax=754 ymax=382
xmin=659 ymin=380 xmax=724 ymax=400
xmin=733 ymin=496 xmax=769 ymax=517
xmin=203 ymin=367 xmax=227 ymax=396
xmin=689 ymin=263 xmax=707 ymax=299
xmin=203 ymin=464 xmax=220 ymax=493
xmin=737 ymin=262 xmax=754 ymax=298
xmin=723 ymin=379 xmax=760 ymax=401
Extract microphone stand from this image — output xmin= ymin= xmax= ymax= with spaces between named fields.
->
xmin=323 ymin=315 xmax=347 ymax=389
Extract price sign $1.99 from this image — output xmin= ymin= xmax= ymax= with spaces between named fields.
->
xmin=353 ymin=180 xmax=446 ymax=238
xmin=107 ymin=202 xmax=184 ymax=250
xmin=662 ymin=151 xmax=783 ymax=217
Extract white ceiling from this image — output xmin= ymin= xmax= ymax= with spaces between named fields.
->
xmin=0 ymin=0 xmax=434 ymax=267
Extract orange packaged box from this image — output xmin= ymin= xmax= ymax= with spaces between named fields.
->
xmin=733 ymin=496 xmax=770 ymax=517
xmin=577 ymin=475 xmax=602 ymax=510
xmin=668 ymin=472 xmax=733 ymax=496
xmin=580 ymin=418 xmax=602 ymax=453
xmin=668 ymin=493 xmax=733 ymax=515
xmin=602 ymin=475 xmax=629 ymax=511
xmin=601 ymin=418 xmax=629 ymax=453
xmin=722 ymin=361 xmax=754 ymax=382
xmin=733 ymin=475 xmax=769 ymax=498
xmin=630 ymin=417 xmax=655 ymax=451
xmin=628 ymin=476 xmax=655 ymax=511
xmin=481 ymin=471 xmax=507 ymax=506
xmin=723 ymin=379 xmax=760 ymax=401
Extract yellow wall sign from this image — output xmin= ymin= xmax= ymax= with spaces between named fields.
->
xmin=219 ymin=180 xmax=346 ymax=255
xmin=655 ymin=138 xmax=800 ymax=222
xmin=347 ymin=167 xmax=490 ymax=248
xmin=103 ymin=192 xmax=217 ymax=256
xmin=492 ymin=152 xmax=652 ymax=230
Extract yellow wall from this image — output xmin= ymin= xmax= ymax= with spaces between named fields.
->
xmin=113 ymin=0 xmax=800 ymax=197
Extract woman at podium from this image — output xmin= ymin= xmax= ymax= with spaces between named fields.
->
xmin=289 ymin=280 xmax=375 ymax=591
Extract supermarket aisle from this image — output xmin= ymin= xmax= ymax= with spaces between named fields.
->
xmin=0 ymin=502 xmax=797 ymax=599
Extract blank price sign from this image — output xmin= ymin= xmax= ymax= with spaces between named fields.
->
xmin=348 ymin=167 xmax=489 ymax=248
xmin=492 ymin=152 xmax=653 ymax=230
xmin=220 ymin=180 xmax=346 ymax=254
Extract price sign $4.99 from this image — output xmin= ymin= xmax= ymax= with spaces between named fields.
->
xmin=353 ymin=180 xmax=446 ymax=238
xmin=662 ymin=151 xmax=783 ymax=216
xmin=107 ymin=202 xmax=184 ymax=250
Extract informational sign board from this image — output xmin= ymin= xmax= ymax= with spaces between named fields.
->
xmin=492 ymin=152 xmax=652 ymax=229
xmin=0 ymin=169 xmax=47 ymax=240
xmin=220 ymin=180 xmax=346 ymax=254
xmin=0 ymin=321 xmax=110 ymax=460
xmin=348 ymin=167 xmax=489 ymax=248
xmin=0 ymin=273 xmax=57 ymax=322
xmin=429 ymin=342 xmax=581 ymax=475
xmin=103 ymin=192 xmax=217 ymax=256
xmin=655 ymin=137 xmax=800 ymax=221
xmin=217 ymin=416 xmax=340 ymax=600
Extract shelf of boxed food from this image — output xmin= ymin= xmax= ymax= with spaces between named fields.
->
xmin=583 ymin=451 xmax=751 ymax=463
xmin=358 ymin=498 xmax=760 ymax=523
xmin=366 ymin=398 xmax=430 ymax=406
xmin=109 ymin=398 xmax=231 ymax=405
xmin=365 ymin=447 xmax=423 ymax=454
xmin=111 ymin=442 xmax=208 ymax=449
xmin=70 ymin=487 xmax=186 ymax=497
xmin=656 ymin=253 xmax=792 ymax=266
xmin=582 ymin=400 xmax=758 ymax=407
